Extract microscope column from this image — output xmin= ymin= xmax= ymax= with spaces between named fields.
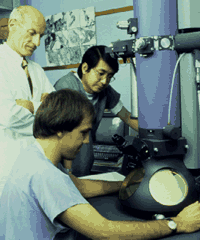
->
xmin=133 ymin=0 xmax=180 ymax=130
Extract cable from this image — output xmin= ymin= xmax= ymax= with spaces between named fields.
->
xmin=130 ymin=57 xmax=137 ymax=78
xmin=168 ymin=53 xmax=186 ymax=125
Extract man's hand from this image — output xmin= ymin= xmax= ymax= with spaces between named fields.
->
xmin=123 ymin=168 xmax=145 ymax=188
xmin=40 ymin=92 xmax=49 ymax=102
xmin=16 ymin=99 xmax=34 ymax=114
xmin=174 ymin=201 xmax=200 ymax=233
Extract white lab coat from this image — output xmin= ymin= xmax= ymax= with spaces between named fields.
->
xmin=0 ymin=43 xmax=55 ymax=196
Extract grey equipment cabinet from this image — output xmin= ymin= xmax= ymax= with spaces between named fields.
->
xmin=0 ymin=0 xmax=21 ymax=18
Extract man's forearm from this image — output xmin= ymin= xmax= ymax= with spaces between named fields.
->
xmin=63 ymin=159 xmax=122 ymax=197
xmin=103 ymin=217 xmax=182 ymax=240
xmin=81 ymin=173 xmax=144 ymax=198
xmin=87 ymin=179 xmax=123 ymax=197
xmin=69 ymin=173 xmax=123 ymax=198
xmin=128 ymin=118 xmax=139 ymax=132
xmin=117 ymin=107 xmax=139 ymax=132
xmin=69 ymin=170 xmax=143 ymax=198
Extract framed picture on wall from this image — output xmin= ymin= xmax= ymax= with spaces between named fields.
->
xmin=44 ymin=6 xmax=97 ymax=67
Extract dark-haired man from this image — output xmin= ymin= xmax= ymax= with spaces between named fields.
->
xmin=1 ymin=89 xmax=200 ymax=240
xmin=54 ymin=45 xmax=138 ymax=176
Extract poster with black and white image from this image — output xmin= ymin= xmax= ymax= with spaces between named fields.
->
xmin=44 ymin=6 xmax=96 ymax=66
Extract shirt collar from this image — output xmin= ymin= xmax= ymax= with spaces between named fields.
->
xmin=3 ymin=42 xmax=28 ymax=65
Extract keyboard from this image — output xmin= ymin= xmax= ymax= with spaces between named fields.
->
xmin=93 ymin=144 xmax=123 ymax=162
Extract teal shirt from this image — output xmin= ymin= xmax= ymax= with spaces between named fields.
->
xmin=54 ymin=72 xmax=121 ymax=140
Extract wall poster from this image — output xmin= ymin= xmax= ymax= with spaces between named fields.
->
xmin=44 ymin=6 xmax=96 ymax=67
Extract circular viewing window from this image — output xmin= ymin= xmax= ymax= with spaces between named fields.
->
xmin=149 ymin=169 xmax=188 ymax=206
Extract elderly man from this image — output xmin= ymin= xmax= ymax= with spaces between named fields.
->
xmin=1 ymin=89 xmax=200 ymax=240
xmin=0 ymin=5 xmax=55 ymax=196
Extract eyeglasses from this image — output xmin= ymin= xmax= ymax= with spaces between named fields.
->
xmin=93 ymin=68 xmax=116 ymax=83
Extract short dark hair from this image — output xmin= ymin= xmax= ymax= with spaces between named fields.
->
xmin=33 ymin=89 xmax=95 ymax=138
xmin=77 ymin=45 xmax=119 ymax=79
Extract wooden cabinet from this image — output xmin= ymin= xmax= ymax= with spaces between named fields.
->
xmin=0 ymin=18 xmax=8 ymax=39
xmin=0 ymin=0 xmax=20 ymax=17
xmin=0 ymin=0 xmax=20 ymax=39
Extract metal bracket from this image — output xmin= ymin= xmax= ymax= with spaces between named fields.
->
xmin=116 ymin=18 xmax=138 ymax=36
xmin=127 ymin=18 xmax=138 ymax=35
xmin=107 ymin=39 xmax=135 ymax=60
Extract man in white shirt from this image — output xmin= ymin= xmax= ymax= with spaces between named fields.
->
xmin=0 ymin=5 xmax=55 ymax=196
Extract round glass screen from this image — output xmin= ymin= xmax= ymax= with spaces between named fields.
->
xmin=149 ymin=169 xmax=188 ymax=206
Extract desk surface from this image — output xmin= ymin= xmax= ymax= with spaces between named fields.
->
xmin=79 ymin=171 xmax=125 ymax=181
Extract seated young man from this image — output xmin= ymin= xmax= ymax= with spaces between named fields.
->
xmin=1 ymin=89 xmax=200 ymax=240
